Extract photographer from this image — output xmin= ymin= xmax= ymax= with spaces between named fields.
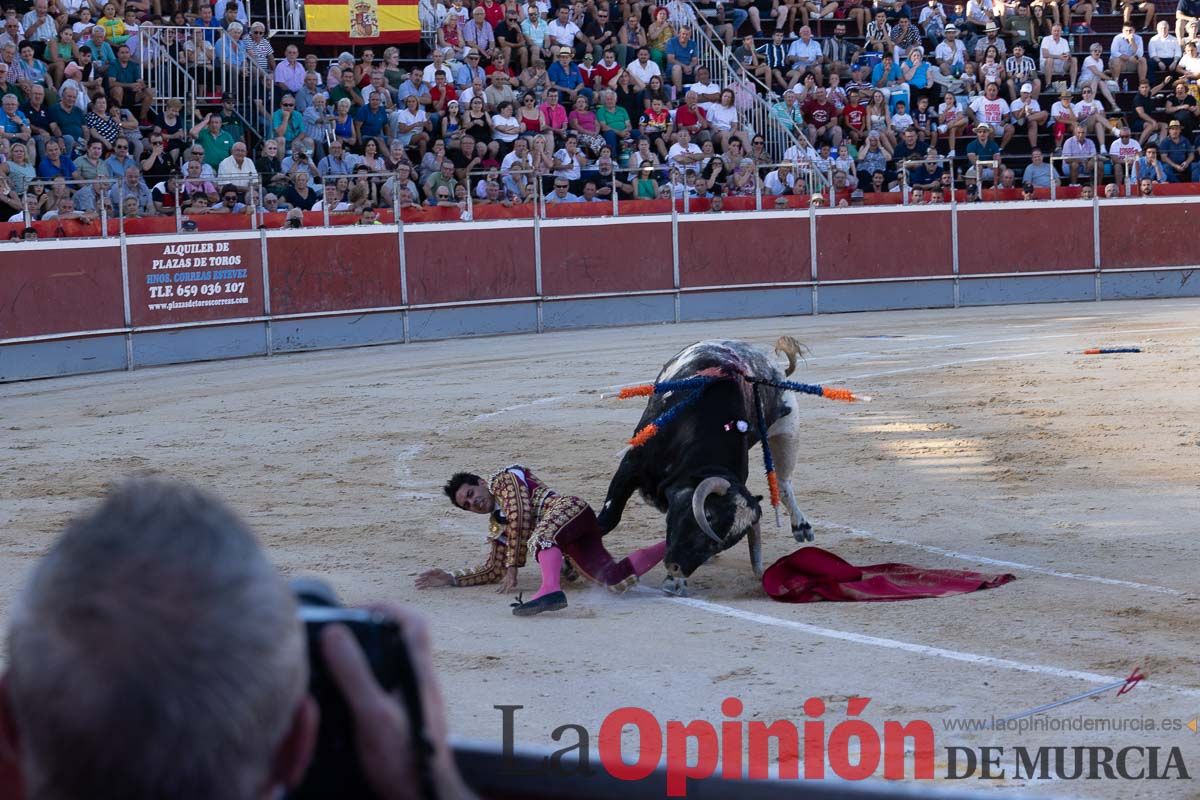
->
xmin=0 ymin=479 xmax=474 ymax=800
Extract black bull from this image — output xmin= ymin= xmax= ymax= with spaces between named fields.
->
xmin=595 ymin=340 xmax=811 ymax=594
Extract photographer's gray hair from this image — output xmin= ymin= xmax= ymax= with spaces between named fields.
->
xmin=6 ymin=479 xmax=306 ymax=800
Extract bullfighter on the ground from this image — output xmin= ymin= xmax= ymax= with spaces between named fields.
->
xmin=415 ymin=465 xmax=667 ymax=616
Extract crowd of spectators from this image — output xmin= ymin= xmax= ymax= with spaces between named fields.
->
xmin=2 ymin=0 xmax=1200 ymax=225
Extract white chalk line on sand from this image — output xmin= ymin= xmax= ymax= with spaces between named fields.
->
xmin=472 ymin=395 xmax=567 ymax=421
xmin=814 ymin=351 xmax=1052 ymax=385
xmin=815 ymin=520 xmax=1187 ymax=598
xmin=645 ymin=590 xmax=1200 ymax=700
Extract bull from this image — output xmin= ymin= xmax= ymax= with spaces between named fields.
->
xmin=596 ymin=337 xmax=812 ymax=595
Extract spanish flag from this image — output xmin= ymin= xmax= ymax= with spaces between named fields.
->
xmin=305 ymin=0 xmax=419 ymax=45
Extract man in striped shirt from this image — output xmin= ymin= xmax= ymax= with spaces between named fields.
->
xmin=244 ymin=21 xmax=275 ymax=74
xmin=1005 ymin=43 xmax=1039 ymax=100
xmin=757 ymin=29 xmax=790 ymax=90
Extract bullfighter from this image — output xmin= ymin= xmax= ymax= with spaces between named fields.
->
xmin=415 ymin=465 xmax=666 ymax=616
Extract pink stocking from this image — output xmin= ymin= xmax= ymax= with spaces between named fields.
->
xmin=627 ymin=540 xmax=667 ymax=577
xmin=531 ymin=547 xmax=564 ymax=600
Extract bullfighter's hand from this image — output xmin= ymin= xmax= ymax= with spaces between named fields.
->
xmin=415 ymin=568 xmax=453 ymax=588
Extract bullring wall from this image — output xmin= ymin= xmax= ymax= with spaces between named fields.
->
xmin=2 ymin=197 xmax=1198 ymax=382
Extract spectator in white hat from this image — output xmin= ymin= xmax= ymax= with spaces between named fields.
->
xmin=1010 ymin=82 xmax=1048 ymax=149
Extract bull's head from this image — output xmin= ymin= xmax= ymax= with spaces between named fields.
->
xmin=664 ymin=476 xmax=762 ymax=579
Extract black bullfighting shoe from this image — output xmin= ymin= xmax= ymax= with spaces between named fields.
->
xmin=511 ymin=590 xmax=568 ymax=616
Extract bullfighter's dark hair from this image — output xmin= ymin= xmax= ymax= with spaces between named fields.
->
xmin=443 ymin=472 xmax=483 ymax=507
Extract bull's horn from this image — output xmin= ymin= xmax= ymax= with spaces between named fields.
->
xmin=692 ymin=476 xmax=731 ymax=545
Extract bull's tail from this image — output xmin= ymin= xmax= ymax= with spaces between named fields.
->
xmin=774 ymin=335 xmax=808 ymax=377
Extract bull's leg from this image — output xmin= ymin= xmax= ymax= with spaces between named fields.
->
xmin=766 ymin=396 xmax=813 ymax=542
xmin=596 ymin=450 xmax=641 ymax=534
xmin=748 ymin=521 xmax=763 ymax=577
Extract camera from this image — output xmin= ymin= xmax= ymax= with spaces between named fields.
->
xmin=289 ymin=578 xmax=437 ymax=799
xmin=285 ymin=216 xmax=302 ymax=228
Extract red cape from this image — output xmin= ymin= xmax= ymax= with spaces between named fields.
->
xmin=762 ymin=546 xmax=1016 ymax=603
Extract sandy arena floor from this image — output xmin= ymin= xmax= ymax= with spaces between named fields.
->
xmin=2 ymin=298 xmax=1199 ymax=798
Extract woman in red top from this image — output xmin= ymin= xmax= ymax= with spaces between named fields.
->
xmin=518 ymin=91 xmax=546 ymax=135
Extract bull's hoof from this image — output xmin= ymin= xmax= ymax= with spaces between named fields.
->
xmin=662 ymin=576 xmax=689 ymax=597
xmin=793 ymin=521 xmax=814 ymax=542
xmin=561 ymin=556 xmax=581 ymax=583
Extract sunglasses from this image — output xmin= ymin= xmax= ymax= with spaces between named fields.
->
xmin=116 ymin=144 xmax=128 ymax=149
xmin=282 ymin=102 xmax=294 ymax=107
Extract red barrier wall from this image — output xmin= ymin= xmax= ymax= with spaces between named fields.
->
xmin=1099 ymin=203 xmax=1200 ymax=270
xmin=539 ymin=220 xmax=674 ymax=295
xmin=0 ymin=243 xmax=124 ymax=339
xmin=267 ymin=230 xmax=403 ymax=314
xmin=678 ymin=215 xmax=811 ymax=287
xmin=957 ymin=206 xmax=1093 ymax=274
xmin=404 ymin=224 xmax=537 ymax=305
xmin=818 ymin=209 xmax=953 ymax=281
xmin=126 ymin=236 xmax=265 ymax=327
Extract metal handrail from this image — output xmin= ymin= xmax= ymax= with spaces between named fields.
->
xmin=139 ymin=26 xmax=274 ymax=143
xmin=685 ymin=10 xmax=821 ymax=194
xmin=263 ymin=0 xmax=306 ymax=37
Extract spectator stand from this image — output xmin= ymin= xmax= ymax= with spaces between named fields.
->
xmin=137 ymin=26 xmax=274 ymax=152
xmin=687 ymin=12 xmax=819 ymax=171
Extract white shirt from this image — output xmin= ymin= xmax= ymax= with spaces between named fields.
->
xmin=665 ymin=0 xmax=696 ymax=27
xmin=934 ymin=38 xmax=967 ymax=65
xmin=763 ymin=169 xmax=796 ymax=194
xmin=1149 ymin=33 xmax=1182 ymax=61
xmin=788 ymin=38 xmax=822 ymax=64
xmin=1041 ymin=35 xmax=1070 ymax=68
xmin=627 ymin=59 xmax=661 ymax=86
xmin=394 ymin=106 xmax=428 ymax=133
xmin=667 ymin=141 xmax=701 ymax=170
xmin=501 ymin=151 xmax=531 ymax=175
xmin=706 ymin=104 xmax=738 ymax=132
xmin=1179 ymin=52 xmax=1200 ymax=75
xmin=970 ymin=95 xmax=1010 ymax=124
xmin=545 ymin=19 xmax=580 ymax=47
xmin=216 ymin=155 xmax=257 ymax=188
xmin=361 ymin=84 xmax=393 ymax=107
xmin=783 ymin=143 xmax=817 ymax=164
xmin=1073 ymin=98 xmax=1105 ymax=119
xmin=491 ymin=113 xmax=519 ymax=142
xmin=1050 ymin=100 xmax=1075 ymax=123
xmin=422 ymin=62 xmax=455 ymax=84
xmin=918 ymin=4 xmax=946 ymax=31
xmin=1081 ymin=54 xmax=1109 ymax=81
xmin=552 ymin=147 xmax=583 ymax=179
xmin=1010 ymin=97 xmax=1042 ymax=117
xmin=312 ymin=199 xmax=352 ymax=211
xmin=688 ymin=80 xmax=721 ymax=114
xmin=1108 ymin=137 xmax=1143 ymax=160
